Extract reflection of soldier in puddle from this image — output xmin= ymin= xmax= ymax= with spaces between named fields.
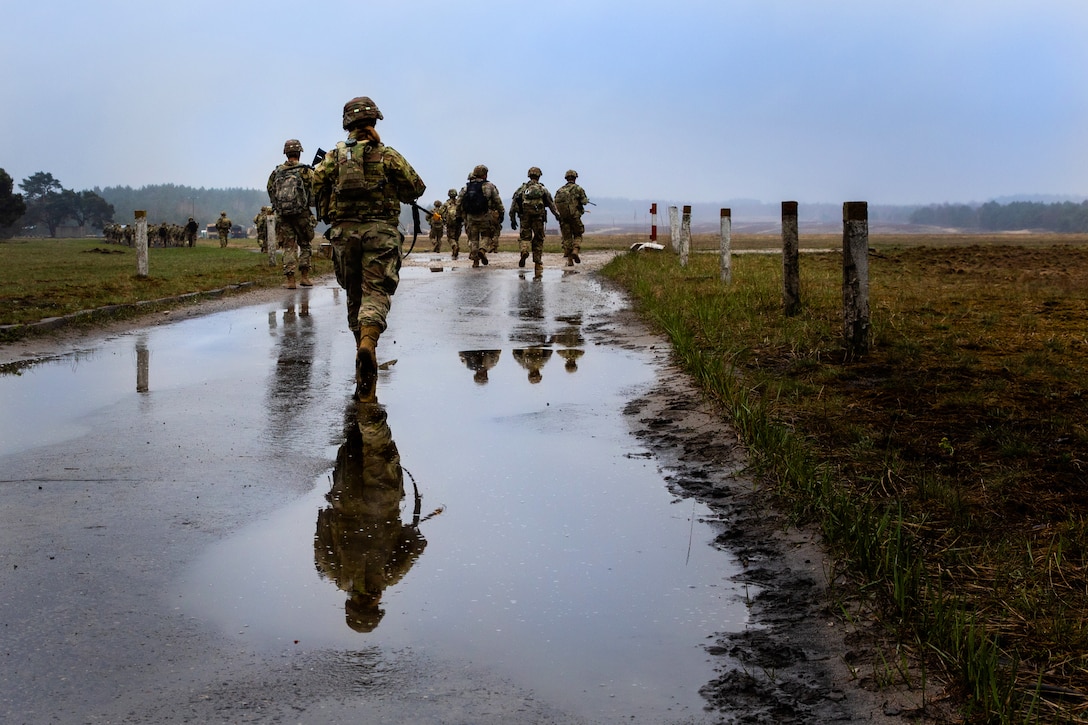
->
xmin=550 ymin=327 xmax=584 ymax=373
xmin=268 ymin=296 xmax=315 ymax=434
xmin=459 ymin=350 xmax=502 ymax=384
xmin=512 ymin=347 xmax=553 ymax=384
xmin=315 ymin=401 xmax=428 ymax=633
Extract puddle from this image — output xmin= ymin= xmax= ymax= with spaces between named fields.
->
xmin=2 ymin=268 xmax=751 ymax=722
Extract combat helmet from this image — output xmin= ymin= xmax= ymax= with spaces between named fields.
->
xmin=565 ymin=169 xmax=578 ymax=180
xmin=283 ymin=139 xmax=303 ymax=156
xmin=342 ymin=96 xmax=383 ymax=129
xmin=527 ymin=166 xmax=542 ymax=179
xmin=448 ymin=188 xmax=457 ymax=198
xmin=472 ymin=164 xmax=488 ymax=179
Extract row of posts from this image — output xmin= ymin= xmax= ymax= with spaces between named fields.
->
xmin=659 ymin=201 xmax=870 ymax=358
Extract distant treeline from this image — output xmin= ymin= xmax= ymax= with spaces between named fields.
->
xmin=96 ymin=184 xmax=267 ymax=228
xmin=910 ymin=201 xmax=1088 ymax=232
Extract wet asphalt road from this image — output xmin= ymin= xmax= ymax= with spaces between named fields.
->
xmin=0 ymin=260 xmax=749 ymax=724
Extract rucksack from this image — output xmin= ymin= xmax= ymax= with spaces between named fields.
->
xmin=521 ymin=181 xmax=545 ymax=215
xmin=272 ymin=165 xmax=309 ymax=215
xmin=462 ymin=179 xmax=488 ymax=215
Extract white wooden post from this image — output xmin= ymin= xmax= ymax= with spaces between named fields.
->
xmin=720 ymin=208 xmax=732 ymax=284
xmin=266 ymin=215 xmax=277 ymax=266
xmin=842 ymin=201 xmax=870 ymax=358
xmin=135 ymin=210 xmax=148 ymax=278
xmin=668 ymin=205 xmax=679 ymax=254
xmin=679 ymin=205 xmax=692 ymax=267
xmin=782 ymin=201 xmax=801 ymax=316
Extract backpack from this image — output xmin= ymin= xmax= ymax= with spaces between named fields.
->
xmin=462 ymin=179 xmax=488 ymax=215
xmin=521 ymin=181 xmax=545 ymax=215
xmin=272 ymin=165 xmax=309 ymax=215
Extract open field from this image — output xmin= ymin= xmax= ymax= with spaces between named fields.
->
xmin=603 ymin=239 xmax=1088 ymax=723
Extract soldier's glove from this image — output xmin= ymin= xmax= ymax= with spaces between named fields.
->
xmin=510 ymin=218 xmax=518 ymax=230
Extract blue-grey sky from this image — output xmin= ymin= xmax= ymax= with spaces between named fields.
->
xmin=4 ymin=0 xmax=1087 ymax=206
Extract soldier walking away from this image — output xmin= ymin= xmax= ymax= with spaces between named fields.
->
xmin=426 ymin=200 xmax=444 ymax=253
xmin=215 ymin=211 xmax=232 ymax=248
xmin=253 ymin=206 xmax=272 ymax=253
xmin=510 ymin=166 xmax=560 ymax=277
xmin=184 ymin=217 xmax=198 ymax=247
xmin=268 ymin=139 xmax=317 ymax=288
xmin=555 ymin=169 xmax=590 ymax=266
xmin=457 ymin=165 xmax=503 ymax=268
xmin=442 ymin=188 xmax=461 ymax=259
xmin=313 ymin=96 xmax=426 ymax=402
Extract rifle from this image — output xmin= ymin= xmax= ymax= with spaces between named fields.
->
xmin=312 ymin=148 xmax=327 ymax=166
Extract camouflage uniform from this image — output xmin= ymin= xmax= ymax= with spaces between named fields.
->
xmin=268 ymin=142 xmax=317 ymax=285
xmin=457 ymin=165 xmax=503 ymax=268
xmin=510 ymin=167 xmax=560 ymax=273
xmin=555 ymin=170 xmax=590 ymax=264
xmin=253 ymin=207 xmax=271 ymax=253
xmin=215 ymin=212 xmax=232 ymax=247
xmin=315 ymin=403 xmax=425 ymax=633
xmin=184 ymin=218 xmax=198 ymax=247
xmin=426 ymin=200 xmax=444 ymax=253
xmin=441 ymin=188 xmax=461 ymax=259
xmin=312 ymin=97 xmax=425 ymax=389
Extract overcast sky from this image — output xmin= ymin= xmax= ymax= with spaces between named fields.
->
xmin=4 ymin=0 xmax=1087 ymax=207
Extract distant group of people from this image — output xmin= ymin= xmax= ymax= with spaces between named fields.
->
xmin=421 ymin=167 xmax=590 ymax=274
xmin=103 ymin=217 xmax=202 ymax=247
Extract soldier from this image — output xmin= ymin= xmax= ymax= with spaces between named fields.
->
xmin=253 ymin=206 xmax=271 ymax=253
xmin=313 ymin=96 xmax=426 ymax=402
xmin=457 ymin=165 xmax=503 ymax=268
xmin=426 ymin=200 xmax=444 ymax=253
xmin=268 ymin=139 xmax=316 ymax=288
xmin=215 ymin=211 xmax=232 ymax=248
xmin=184 ymin=217 xmax=198 ymax=247
xmin=510 ymin=166 xmax=560 ymax=276
xmin=554 ymin=169 xmax=590 ymax=266
xmin=441 ymin=188 xmax=461 ymax=260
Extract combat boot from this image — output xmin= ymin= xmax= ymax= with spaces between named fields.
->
xmin=566 ymin=255 xmax=574 ymax=267
xmin=534 ymin=262 xmax=543 ymax=277
xmin=355 ymin=325 xmax=382 ymax=401
xmin=298 ymin=268 xmax=313 ymax=287
xmin=283 ymin=273 xmax=297 ymax=289
xmin=478 ymin=249 xmax=488 ymax=266
xmin=519 ymin=252 xmax=528 ymax=268
xmin=451 ymin=243 xmax=459 ymax=260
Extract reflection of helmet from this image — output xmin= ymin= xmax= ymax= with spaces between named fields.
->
xmin=283 ymin=139 xmax=303 ymax=155
xmin=345 ymin=594 xmax=384 ymax=633
xmin=342 ymin=96 xmax=383 ymax=129
xmin=448 ymin=188 xmax=457 ymax=198
xmin=472 ymin=164 xmax=488 ymax=179
xmin=565 ymin=169 xmax=578 ymax=180
xmin=527 ymin=166 xmax=542 ymax=179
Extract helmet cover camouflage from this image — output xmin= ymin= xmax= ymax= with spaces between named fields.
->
xmin=448 ymin=188 xmax=457 ymax=197
xmin=472 ymin=164 xmax=488 ymax=179
xmin=565 ymin=169 xmax=578 ymax=180
xmin=283 ymin=139 xmax=303 ymax=155
xmin=527 ymin=166 xmax=542 ymax=178
xmin=342 ymin=96 xmax=383 ymax=129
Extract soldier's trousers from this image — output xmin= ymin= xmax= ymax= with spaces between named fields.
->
xmin=518 ymin=215 xmax=547 ymax=264
xmin=559 ymin=217 xmax=585 ymax=258
xmin=329 ymin=221 xmax=402 ymax=333
xmin=277 ymin=213 xmax=316 ymax=276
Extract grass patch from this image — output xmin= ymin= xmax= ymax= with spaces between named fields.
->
xmin=0 ymin=237 xmax=331 ymax=338
xmin=604 ymin=242 xmax=1088 ymax=723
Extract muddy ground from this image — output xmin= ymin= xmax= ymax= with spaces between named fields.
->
xmin=0 ymin=250 xmax=953 ymax=723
